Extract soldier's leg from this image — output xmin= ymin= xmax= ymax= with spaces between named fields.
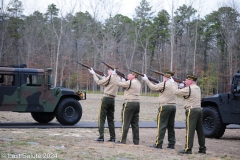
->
xmin=98 ymin=98 xmax=107 ymax=139
xmin=107 ymin=98 xmax=115 ymax=139
xmin=167 ymin=105 xmax=176 ymax=146
xmin=155 ymin=106 xmax=169 ymax=146
xmin=131 ymin=102 xmax=140 ymax=145
xmin=121 ymin=103 xmax=124 ymax=123
xmin=120 ymin=103 xmax=133 ymax=144
xmin=196 ymin=108 xmax=206 ymax=152
xmin=155 ymin=106 xmax=162 ymax=146
xmin=184 ymin=109 xmax=197 ymax=152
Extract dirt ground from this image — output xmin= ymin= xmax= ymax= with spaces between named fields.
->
xmin=0 ymin=94 xmax=240 ymax=160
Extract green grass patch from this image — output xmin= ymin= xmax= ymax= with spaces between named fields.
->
xmin=220 ymin=155 xmax=228 ymax=158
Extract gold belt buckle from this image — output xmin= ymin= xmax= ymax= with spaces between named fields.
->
xmin=184 ymin=106 xmax=192 ymax=109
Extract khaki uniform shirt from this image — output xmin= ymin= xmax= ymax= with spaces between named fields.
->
xmin=146 ymin=79 xmax=177 ymax=105
xmin=114 ymin=75 xmax=141 ymax=102
xmin=175 ymin=84 xmax=201 ymax=109
xmin=93 ymin=74 xmax=119 ymax=97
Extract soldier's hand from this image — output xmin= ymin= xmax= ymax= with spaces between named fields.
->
xmin=112 ymin=69 xmax=116 ymax=75
xmin=121 ymin=78 xmax=126 ymax=82
xmin=178 ymin=83 xmax=185 ymax=89
xmin=169 ymin=76 xmax=174 ymax=83
xmin=142 ymin=74 xmax=148 ymax=81
xmin=89 ymin=68 xmax=95 ymax=74
xmin=100 ymin=75 xmax=106 ymax=79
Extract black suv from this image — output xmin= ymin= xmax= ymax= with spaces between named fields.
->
xmin=201 ymin=70 xmax=240 ymax=138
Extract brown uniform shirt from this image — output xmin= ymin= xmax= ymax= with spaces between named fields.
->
xmin=146 ymin=80 xmax=177 ymax=105
xmin=175 ymin=84 xmax=201 ymax=109
xmin=114 ymin=75 xmax=141 ymax=102
xmin=93 ymin=74 xmax=119 ymax=97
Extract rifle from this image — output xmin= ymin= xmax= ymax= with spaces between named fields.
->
xmin=74 ymin=61 xmax=105 ymax=77
xmin=128 ymin=69 xmax=160 ymax=84
xmin=101 ymin=60 xmax=128 ymax=80
xmin=147 ymin=68 xmax=183 ymax=83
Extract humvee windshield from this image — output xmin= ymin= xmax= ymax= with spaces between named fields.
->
xmin=26 ymin=74 xmax=42 ymax=86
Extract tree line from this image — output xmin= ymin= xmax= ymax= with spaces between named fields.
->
xmin=0 ymin=0 xmax=239 ymax=96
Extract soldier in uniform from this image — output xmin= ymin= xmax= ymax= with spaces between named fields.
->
xmin=89 ymin=68 xmax=119 ymax=142
xmin=175 ymin=74 xmax=206 ymax=154
xmin=113 ymin=72 xmax=141 ymax=145
xmin=142 ymin=70 xmax=177 ymax=149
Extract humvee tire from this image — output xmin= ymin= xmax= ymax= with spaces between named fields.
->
xmin=31 ymin=112 xmax=55 ymax=123
xmin=202 ymin=107 xmax=226 ymax=139
xmin=56 ymin=98 xmax=82 ymax=125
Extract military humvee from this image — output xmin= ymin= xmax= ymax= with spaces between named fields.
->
xmin=0 ymin=64 xmax=86 ymax=125
xmin=201 ymin=70 xmax=240 ymax=138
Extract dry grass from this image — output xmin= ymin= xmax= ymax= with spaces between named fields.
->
xmin=0 ymin=94 xmax=240 ymax=160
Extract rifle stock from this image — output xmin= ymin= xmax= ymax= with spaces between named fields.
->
xmin=128 ymin=69 xmax=159 ymax=84
xmin=101 ymin=61 xmax=128 ymax=80
xmin=147 ymin=68 xmax=183 ymax=83
xmin=74 ymin=61 xmax=105 ymax=76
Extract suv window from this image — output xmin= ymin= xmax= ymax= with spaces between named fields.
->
xmin=26 ymin=74 xmax=42 ymax=86
xmin=236 ymin=81 xmax=240 ymax=93
xmin=0 ymin=74 xmax=15 ymax=86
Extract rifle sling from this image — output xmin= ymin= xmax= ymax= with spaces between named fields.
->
xmin=105 ymin=75 xmax=111 ymax=87
xmin=183 ymin=86 xmax=191 ymax=99
xmin=125 ymin=80 xmax=132 ymax=91
xmin=159 ymin=81 xmax=166 ymax=93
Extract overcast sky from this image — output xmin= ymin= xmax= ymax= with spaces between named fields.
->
xmin=2 ymin=0 xmax=240 ymax=19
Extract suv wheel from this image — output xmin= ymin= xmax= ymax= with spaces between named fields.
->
xmin=56 ymin=98 xmax=82 ymax=125
xmin=202 ymin=106 xmax=226 ymax=138
xmin=31 ymin=112 xmax=55 ymax=123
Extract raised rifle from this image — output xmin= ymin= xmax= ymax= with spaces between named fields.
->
xmin=147 ymin=68 xmax=183 ymax=83
xmin=74 ymin=61 xmax=105 ymax=77
xmin=101 ymin=60 xmax=128 ymax=80
xmin=128 ymin=69 xmax=160 ymax=84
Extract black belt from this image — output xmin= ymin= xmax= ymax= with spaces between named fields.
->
xmin=104 ymin=94 xmax=115 ymax=98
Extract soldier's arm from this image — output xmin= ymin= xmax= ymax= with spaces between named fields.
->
xmin=146 ymin=79 xmax=164 ymax=91
xmin=175 ymin=86 xmax=189 ymax=96
xmin=93 ymin=74 xmax=110 ymax=86
xmin=113 ymin=74 xmax=130 ymax=88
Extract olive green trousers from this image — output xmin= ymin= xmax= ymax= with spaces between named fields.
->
xmin=184 ymin=107 xmax=206 ymax=152
xmin=98 ymin=97 xmax=115 ymax=139
xmin=155 ymin=105 xmax=176 ymax=146
xmin=120 ymin=102 xmax=140 ymax=144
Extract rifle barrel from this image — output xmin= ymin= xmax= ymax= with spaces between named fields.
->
xmin=129 ymin=69 xmax=159 ymax=84
xmin=148 ymin=68 xmax=183 ymax=83
xmin=147 ymin=68 xmax=164 ymax=76
xmin=75 ymin=61 xmax=105 ymax=76
xmin=101 ymin=60 xmax=128 ymax=80
xmin=129 ymin=69 xmax=144 ymax=76
xmin=75 ymin=61 xmax=91 ymax=69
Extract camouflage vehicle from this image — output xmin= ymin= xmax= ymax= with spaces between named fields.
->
xmin=201 ymin=70 xmax=240 ymax=138
xmin=0 ymin=64 xmax=86 ymax=125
